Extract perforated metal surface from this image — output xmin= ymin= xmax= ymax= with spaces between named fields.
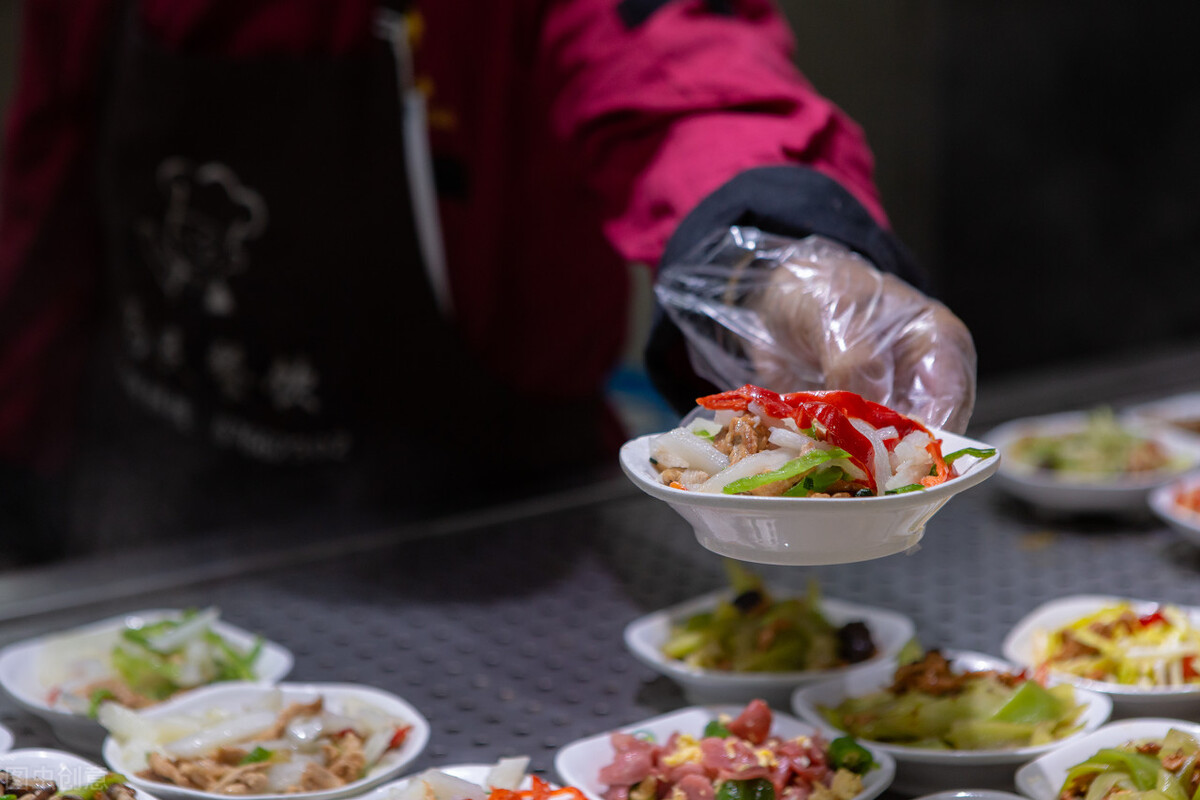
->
xmin=3 ymin=344 xmax=1200 ymax=795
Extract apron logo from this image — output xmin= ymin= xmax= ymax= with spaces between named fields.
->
xmin=138 ymin=157 xmax=268 ymax=316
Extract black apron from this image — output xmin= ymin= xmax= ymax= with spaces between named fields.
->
xmin=62 ymin=8 xmax=615 ymax=549
xmin=71 ymin=11 xmax=470 ymax=545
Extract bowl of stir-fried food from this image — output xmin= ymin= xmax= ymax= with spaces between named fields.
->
xmin=99 ymin=682 xmax=429 ymax=800
xmin=1013 ymin=718 xmax=1200 ymax=800
xmin=792 ymin=650 xmax=1110 ymax=795
xmin=987 ymin=408 xmax=1197 ymax=513
xmin=1 ymin=748 xmax=161 ymax=800
xmin=623 ymin=562 xmax=914 ymax=705
xmin=553 ymin=699 xmax=894 ymax=800
xmin=619 ymin=385 xmax=999 ymax=565
xmin=0 ymin=609 xmax=293 ymax=754
xmin=1149 ymin=475 xmax=1200 ymax=548
xmin=1003 ymin=595 xmax=1200 ymax=719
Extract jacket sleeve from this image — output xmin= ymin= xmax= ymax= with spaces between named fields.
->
xmin=0 ymin=0 xmax=116 ymax=472
xmin=537 ymin=0 xmax=901 ymax=269
xmin=538 ymin=0 xmax=922 ymax=411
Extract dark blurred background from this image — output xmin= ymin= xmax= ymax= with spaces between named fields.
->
xmin=1 ymin=1 xmax=1198 ymax=382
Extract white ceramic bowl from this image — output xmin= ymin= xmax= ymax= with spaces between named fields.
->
xmin=553 ymin=704 xmax=894 ymax=800
xmin=624 ymin=588 xmax=915 ymax=706
xmin=911 ymin=791 xmax=1028 ymax=800
xmin=790 ymin=650 xmax=1112 ymax=796
xmin=0 ymin=609 xmax=294 ymax=755
xmin=101 ymin=681 xmax=430 ymax=800
xmin=986 ymin=411 xmax=1199 ymax=514
xmin=0 ymin=747 xmax=162 ymax=800
xmin=1149 ymin=474 xmax=1200 ymax=546
xmin=358 ymin=763 xmax=538 ymax=800
xmin=1124 ymin=393 xmax=1200 ymax=446
xmin=1002 ymin=594 xmax=1200 ymax=719
xmin=1013 ymin=717 xmax=1200 ymax=800
xmin=619 ymin=429 xmax=999 ymax=565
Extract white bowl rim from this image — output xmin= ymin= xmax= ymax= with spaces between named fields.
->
xmin=1001 ymin=594 xmax=1200 ymax=698
xmin=621 ymin=426 xmax=1000 ymax=509
xmin=0 ymin=608 xmax=294 ymax=721
xmin=1013 ymin=717 xmax=1200 ymax=800
xmin=624 ymin=588 xmax=915 ymax=685
xmin=1149 ymin=475 xmax=1200 ymax=534
xmin=101 ymin=680 xmax=431 ymax=800
xmin=987 ymin=411 xmax=1197 ymax=490
xmin=790 ymin=649 xmax=1113 ymax=764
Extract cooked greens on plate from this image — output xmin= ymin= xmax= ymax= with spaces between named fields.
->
xmin=1058 ymin=727 xmax=1200 ymax=800
xmin=820 ymin=650 xmax=1085 ymax=750
xmin=661 ymin=562 xmax=876 ymax=672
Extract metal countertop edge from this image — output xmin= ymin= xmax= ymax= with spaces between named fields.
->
xmin=0 ymin=474 xmax=637 ymax=627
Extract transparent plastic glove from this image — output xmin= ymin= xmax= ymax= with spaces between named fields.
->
xmin=655 ymin=227 xmax=976 ymax=433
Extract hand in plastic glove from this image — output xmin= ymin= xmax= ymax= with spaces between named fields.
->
xmin=655 ymin=229 xmax=976 ymax=433
xmin=752 ymin=238 xmax=976 ymax=433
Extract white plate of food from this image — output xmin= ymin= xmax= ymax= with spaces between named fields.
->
xmin=554 ymin=700 xmax=894 ymax=800
xmin=791 ymin=650 xmax=1111 ymax=795
xmin=986 ymin=408 xmax=1198 ymax=513
xmin=0 ymin=747 xmax=162 ymax=800
xmin=1013 ymin=717 xmax=1200 ymax=800
xmin=1124 ymin=392 xmax=1200 ymax=445
xmin=619 ymin=385 xmax=1000 ymax=565
xmin=100 ymin=681 xmax=430 ymax=800
xmin=624 ymin=568 xmax=915 ymax=706
xmin=0 ymin=608 xmax=293 ymax=754
xmin=358 ymin=760 xmax=543 ymax=800
xmin=1149 ymin=474 xmax=1200 ymax=546
xmin=1002 ymin=595 xmax=1200 ymax=718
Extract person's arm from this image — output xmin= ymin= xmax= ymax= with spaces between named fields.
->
xmin=538 ymin=0 xmax=973 ymax=430
xmin=538 ymin=0 xmax=898 ymax=270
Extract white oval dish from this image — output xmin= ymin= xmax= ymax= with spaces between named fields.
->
xmin=790 ymin=651 xmax=1112 ymax=796
xmin=553 ymin=704 xmax=894 ymax=800
xmin=619 ymin=429 xmax=999 ymax=566
xmin=0 ymin=747 xmax=161 ymax=800
xmin=624 ymin=589 xmax=915 ymax=706
xmin=1013 ymin=717 xmax=1200 ymax=800
xmin=1001 ymin=595 xmax=1200 ymax=718
xmin=101 ymin=681 xmax=430 ymax=800
xmin=0 ymin=609 xmax=294 ymax=754
xmin=1149 ymin=474 xmax=1200 ymax=547
xmin=986 ymin=411 xmax=1198 ymax=514
xmin=1124 ymin=392 xmax=1200 ymax=446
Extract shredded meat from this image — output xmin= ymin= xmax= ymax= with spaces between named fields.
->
xmin=259 ymin=697 xmax=324 ymax=740
xmin=1050 ymin=630 xmax=1102 ymax=661
xmin=300 ymin=763 xmax=342 ymax=792
xmin=82 ymin=677 xmax=157 ymax=709
xmin=713 ymin=415 xmax=771 ymax=464
xmin=890 ymin=650 xmax=1025 ymax=696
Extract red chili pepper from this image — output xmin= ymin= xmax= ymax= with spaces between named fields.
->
xmin=696 ymin=385 xmax=795 ymax=420
xmin=785 ymin=390 xmax=932 ymax=443
xmin=387 ymin=725 xmax=410 ymax=749
xmin=1139 ymin=610 xmax=1168 ymax=627
xmin=788 ymin=398 xmax=877 ymax=491
xmin=920 ymin=441 xmax=950 ymax=487
xmin=1185 ymin=656 xmax=1199 ymax=681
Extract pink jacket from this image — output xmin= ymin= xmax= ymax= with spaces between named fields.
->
xmin=0 ymin=0 xmax=894 ymax=471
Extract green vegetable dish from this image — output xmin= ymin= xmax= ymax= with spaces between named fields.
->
xmin=661 ymin=562 xmax=876 ymax=672
xmin=819 ymin=650 xmax=1086 ymax=750
xmin=1009 ymin=408 xmax=1180 ymax=480
xmin=46 ymin=607 xmax=264 ymax=716
xmin=1059 ymin=728 xmax=1200 ymax=800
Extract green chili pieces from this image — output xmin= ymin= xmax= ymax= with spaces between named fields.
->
xmin=703 ymin=719 xmax=731 ymax=738
xmin=942 ymin=447 xmax=997 ymax=465
xmin=723 ymin=448 xmax=851 ymax=495
xmin=239 ymin=746 xmax=274 ymax=765
xmin=715 ymin=778 xmax=775 ymax=800
xmin=827 ymin=736 xmax=877 ymax=775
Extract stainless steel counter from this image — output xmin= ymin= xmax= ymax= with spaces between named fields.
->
xmin=4 ymin=340 xmax=1200 ymax=791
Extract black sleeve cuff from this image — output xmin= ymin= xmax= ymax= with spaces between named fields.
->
xmin=646 ymin=165 xmax=922 ymax=415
